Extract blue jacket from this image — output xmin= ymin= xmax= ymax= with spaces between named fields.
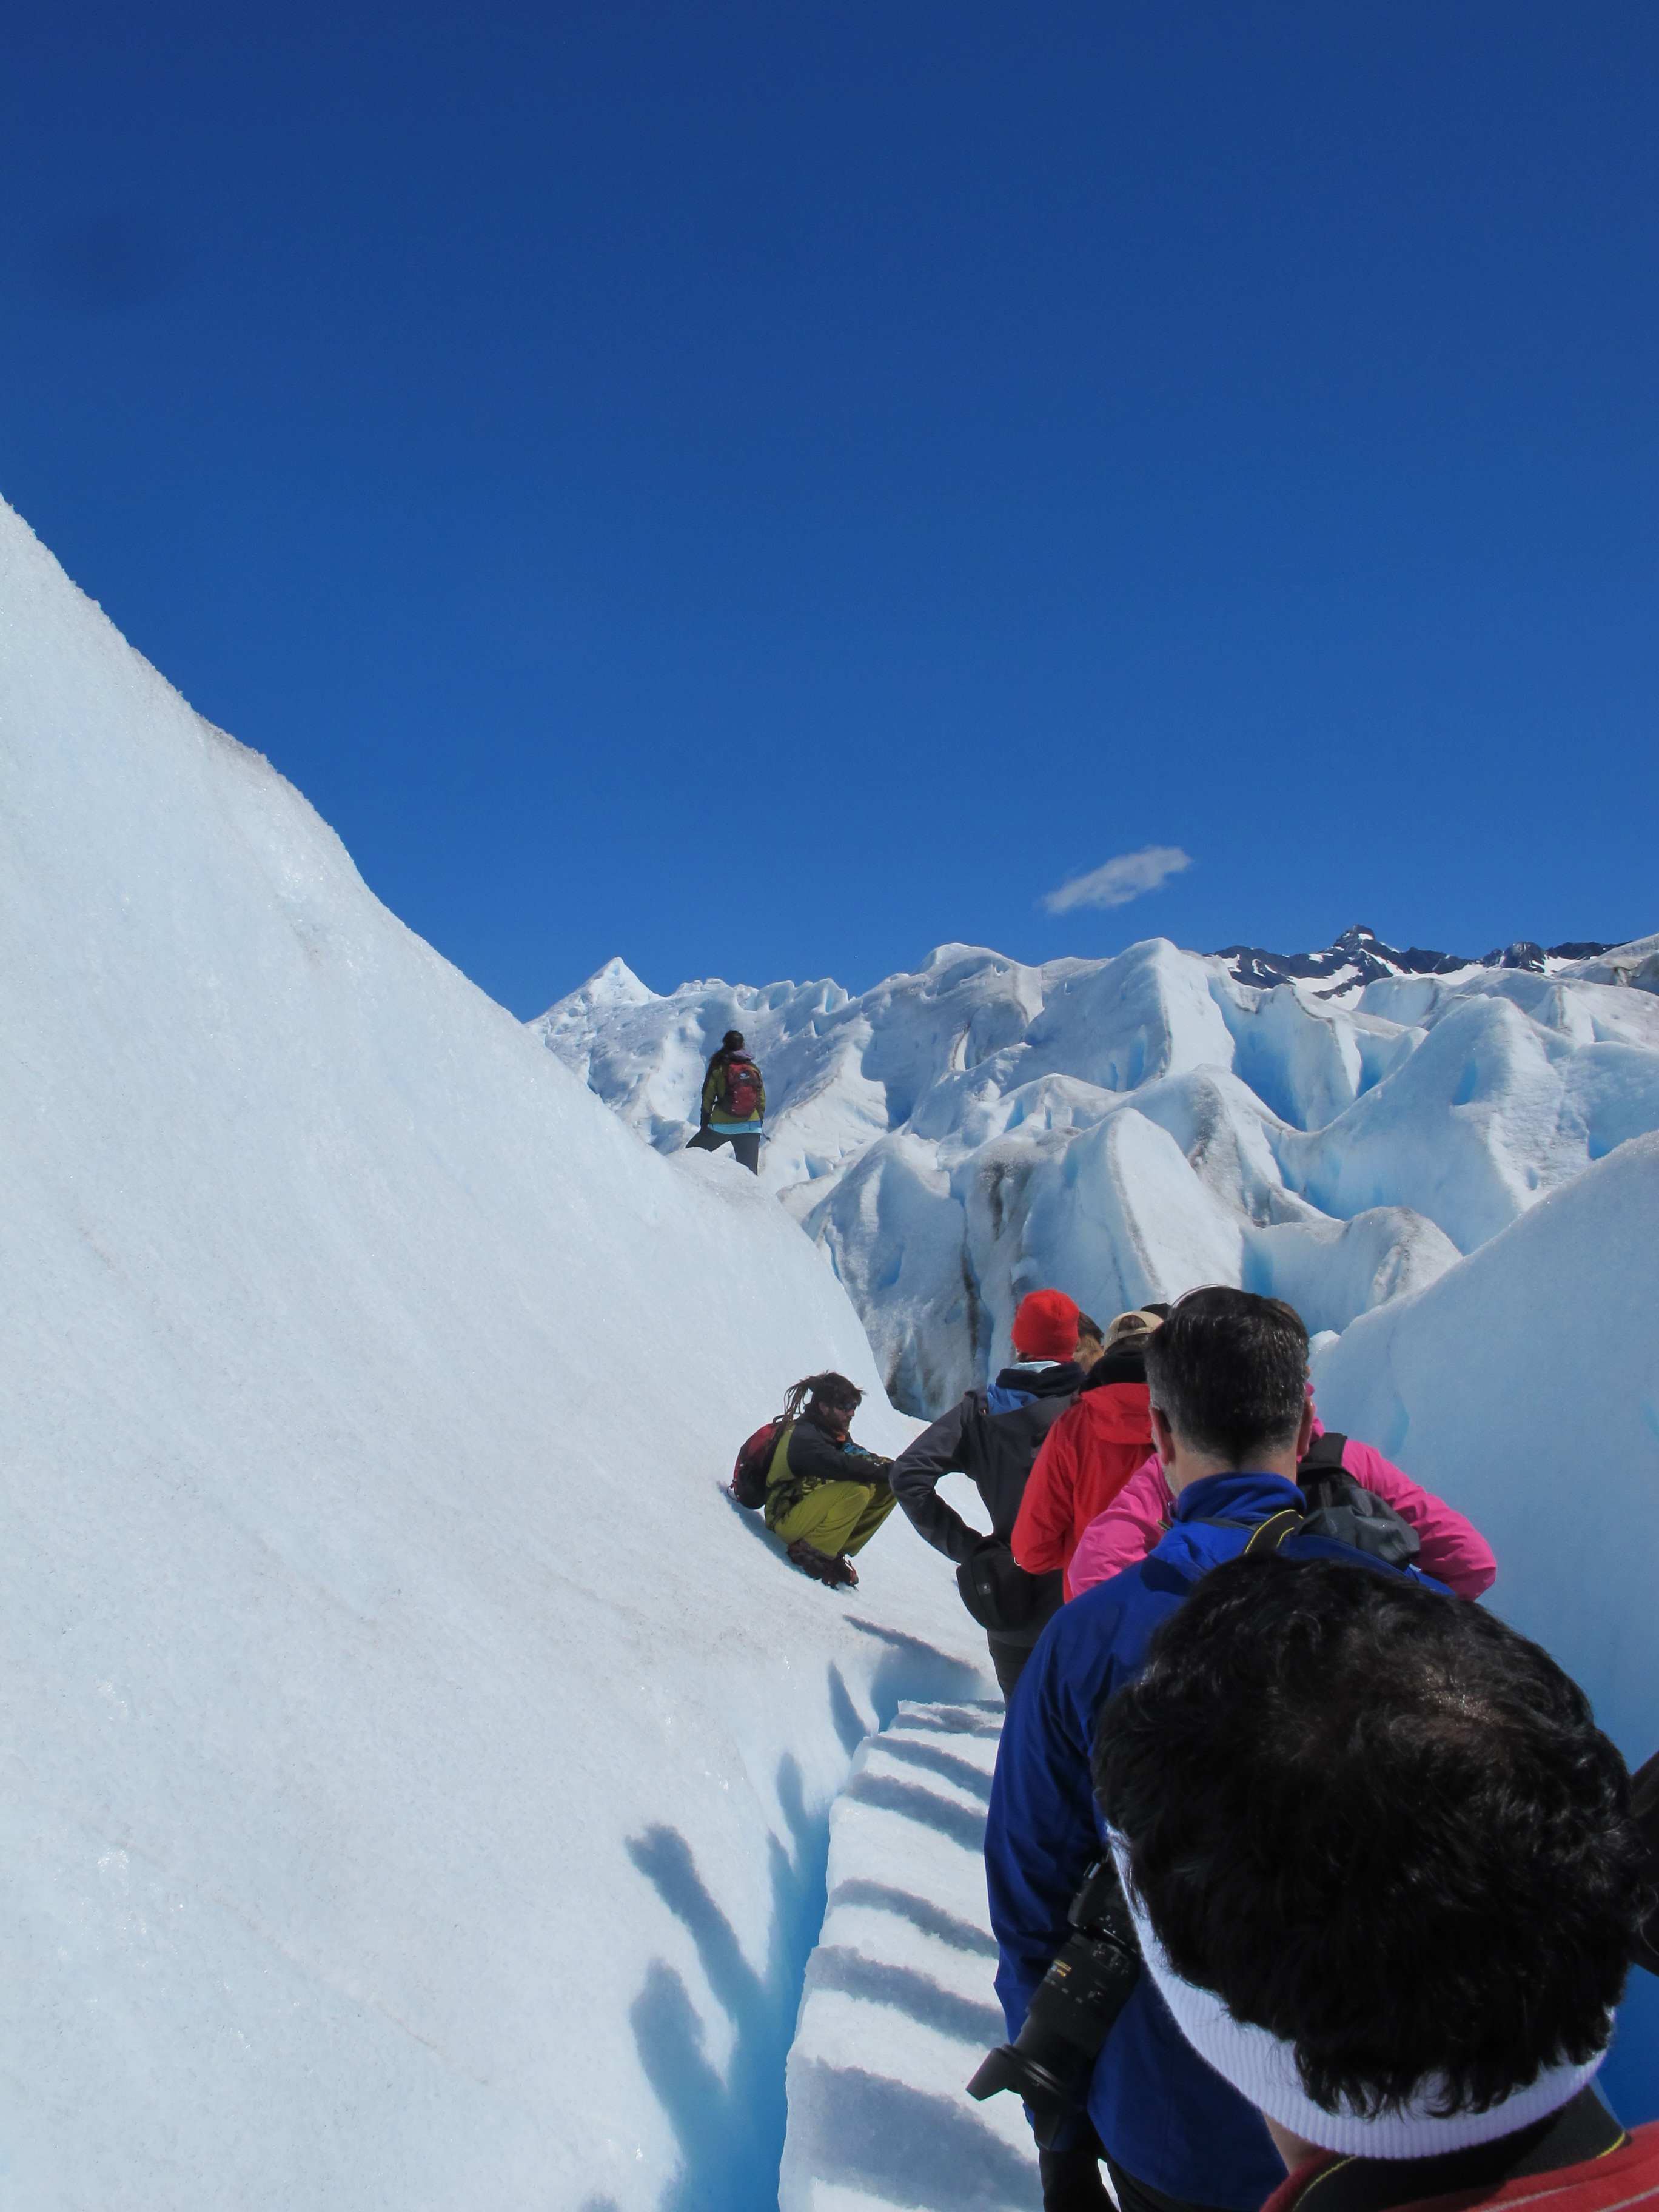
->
xmin=984 ymin=1470 xmax=1447 ymax=2208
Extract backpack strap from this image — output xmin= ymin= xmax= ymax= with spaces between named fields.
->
xmin=1198 ymin=1506 xmax=1307 ymax=1552
xmin=1298 ymin=1431 xmax=1347 ymax=1474
xmin=1241 ymin=1507 xmax=1305 ymax=1553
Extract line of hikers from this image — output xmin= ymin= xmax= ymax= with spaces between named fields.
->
xmin=728 ymin=1284 xmax=1493 ymax=1673
xmin=726 ymin=1285 xmax=1658 ymax=2212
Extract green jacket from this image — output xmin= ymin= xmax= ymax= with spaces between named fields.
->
xmin=763 ymin=1421 xmax=892 ymax=1527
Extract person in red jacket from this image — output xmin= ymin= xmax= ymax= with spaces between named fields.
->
xmin=1093 ymin=1555 xmax=1658 ymax=2212
xmin=1012 ymin=1306 xmax=1168 ymax=1598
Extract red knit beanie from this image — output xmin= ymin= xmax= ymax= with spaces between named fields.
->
xmin=1011 ymin=1289 xmax=1081 ymax=1361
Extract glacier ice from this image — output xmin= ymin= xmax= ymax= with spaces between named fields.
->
xmin=8 ymin=456 xmax=1658 ymax=2212
xmin=0 ymin=496 xmax=990 ymax=2210
xmin=541 ymin=931 xmax=1659 ymax=1415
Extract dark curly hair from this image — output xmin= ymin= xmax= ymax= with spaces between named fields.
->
xmin=1093 ymin=1555 xmax=1648 ymax=2119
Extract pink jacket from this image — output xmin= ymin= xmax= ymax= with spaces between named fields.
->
xmin=1066 ymin=1420 xmax=1497 ymax=1601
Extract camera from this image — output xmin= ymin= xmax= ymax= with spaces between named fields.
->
xmin=966 ymin=1855 xmax=1142 ymax=2147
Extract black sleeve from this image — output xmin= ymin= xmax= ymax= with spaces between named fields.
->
xmin=1632 ymin=1751 xmax=1659 ymax=1976
xmin=888 ymin=1399 xmax=983 ymax=1564
xmin=786 ymin=1423 xmax=891 ymax=1487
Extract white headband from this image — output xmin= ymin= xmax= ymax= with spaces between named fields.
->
xmin=1107 ymin=1835 xmax=1607 ymax=2157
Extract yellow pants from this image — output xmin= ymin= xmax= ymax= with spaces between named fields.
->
xmin=766 ymin=1478 xmax=897 ymax=1558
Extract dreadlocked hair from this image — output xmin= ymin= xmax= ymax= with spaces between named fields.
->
xmin=783 ymin=1372 xmax=863 ymax=1422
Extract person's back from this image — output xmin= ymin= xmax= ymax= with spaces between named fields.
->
xmin=1012 ymin=1308 xmax=1164 ymax=1596
xmin=1067 ymin=1412 xmax=1497 ymax=1600
xmin=986 ymin=1286 xmax=1455 ymax=2212
xmin=890 ymin=1290 xmax=1086 ymax=1698
xmin=688 ymin=1028 xmax=766 ymax=1172
xmin=1094 ymin=1555 xmax=1658 ymax=2212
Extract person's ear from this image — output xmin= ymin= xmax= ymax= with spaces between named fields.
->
xmin=1150 ymin=1404 xmax=1175 ymax=1461
xmin=1296 ymin=1395 xmax=1316 ymax=1458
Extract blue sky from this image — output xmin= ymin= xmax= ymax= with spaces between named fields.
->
xmin=3 ymin=2 xmax=1654 ymax=1016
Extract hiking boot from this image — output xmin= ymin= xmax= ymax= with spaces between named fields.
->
xmin=834 ymin=1554 xmax=859 ymax=1588
xmin=787 ymin=1538 xmax=852 ymax=1588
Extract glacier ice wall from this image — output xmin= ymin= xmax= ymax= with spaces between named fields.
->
xmin=540 ymin=932 xmax=1659 ymax=1415
xmin=0 ymin=497 xmax=992 ymax=2211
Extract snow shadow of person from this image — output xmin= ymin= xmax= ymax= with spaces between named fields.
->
xmin=801 ymin=1943 xmax=1005 ymax=2045
xmin=842 ymin=1768 xmax=987 ymax=1854
xmin=783 ymin=2056 xmax=1037 ymax=2210
xmin=625 ymin=1753 xmax=825 ymax=2212
xmin=876 ymin=1734 xmax=995 ymax=1802
xmin=826 ymin=1876 xmax=1000 ymax=1960
xmin=839 ymin=1615 xmax=988 ymax=1727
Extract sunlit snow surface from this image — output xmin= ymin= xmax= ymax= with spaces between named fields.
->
xmin=0 ymin=498 xmax=994 ymax=2210
xmin=539 ymin=939 xmax=1659 ymax=1418
xmin=5 ymin=473 xmax=1656 ymax=2212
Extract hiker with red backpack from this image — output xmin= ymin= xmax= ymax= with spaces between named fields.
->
xmin=687 ymin=1029 xmax=766 ymax=1173
xmin=729 ymin=1372 xmax=896 ymax=1587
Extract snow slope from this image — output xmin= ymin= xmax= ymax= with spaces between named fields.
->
xmin=1312 ymin=1131 xmax=1659 ymax=2119
xmin=539 ymin=935 xmax=1659 ymax=1416
xmin=0 ymin=497 xmax=993 ymax=2211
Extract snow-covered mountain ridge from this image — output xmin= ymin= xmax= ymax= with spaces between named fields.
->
xmin=538 ymin=928 xmax=1659 ymax=1418
xmin=1217 ymin=919 xmax=1625 ymax=994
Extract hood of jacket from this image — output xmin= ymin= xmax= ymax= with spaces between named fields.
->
xmin=1065 ymin=1378 xmax=1153 ymax=1444
xmin=986 ymin=1359 xmax=1083 ymax=1415
xmin=1081 ymin=1345 xmax=1149 ymax=1392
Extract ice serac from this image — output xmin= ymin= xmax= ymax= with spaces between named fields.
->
xmin=541 ymin=928 xmax=1659 ymax=1415
xmin=1311 ymin=1130 xmax=1659 ymax=1757
xmin=0 ymin=497 xmax=990 ymax=2211
xmin=1309 ymin=1131 xmax=1659 ymax=2122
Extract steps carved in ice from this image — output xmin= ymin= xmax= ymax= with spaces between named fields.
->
xmin=780 ymin=1701 xmax=1036 ymax=2212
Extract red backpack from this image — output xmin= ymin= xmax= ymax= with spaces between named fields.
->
xmin=731 ymin=1418 xmax=785 ymax=1509
xmin=722 ymin=1056 xmax=763 ymax=1120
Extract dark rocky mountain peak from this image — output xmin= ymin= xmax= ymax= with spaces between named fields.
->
xmin=1218 ymin=925 xmax=1614 ymax=996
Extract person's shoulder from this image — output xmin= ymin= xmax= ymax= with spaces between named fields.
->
xmin=1336 ymin=1433 xmax=1401 ymax=1480
xmin=1050 ymin=1555 xmax=1176 ymax=1648
xmin=1145 ymin=1513 xmax=1233 ymax=1574
xmin=1423 ymin=2123 xmax=1659 ymax=2212
xmin=1272 ymin=2123 xmax=1659 ymax=2212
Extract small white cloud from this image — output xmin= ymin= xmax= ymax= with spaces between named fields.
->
xmin=1043 ymin=845 xmax=1193 ymax=915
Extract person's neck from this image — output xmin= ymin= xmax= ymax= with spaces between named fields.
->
xmin=1153 ymin=1404 xmax=1313 ymax=1496
xmin=1265 ymin=2115 xmax=1320 ymax=2173
xmin=1162 ymin=1439 xmax=1304 ymax=1496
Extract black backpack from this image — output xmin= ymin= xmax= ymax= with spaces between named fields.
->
xmin=955 ymin=1539 xmax=1062 ymax=1634
xmin=1295 ymin=1432 xmax=1420 ymax=1568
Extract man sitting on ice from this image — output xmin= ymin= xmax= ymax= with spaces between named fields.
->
xmin=1093 ymin=1552 xmax=1657 ymax=2212
xmin=761 ymin=1372 xmax=895 ymax=1588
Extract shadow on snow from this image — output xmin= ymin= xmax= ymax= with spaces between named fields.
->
xmin=623 ymin=1621 xmax=1000 ymax=2209
xmin=826 ymin=1876 xmax=1000 ymax=1960
xmin=625 ymin=1754 xmax=823 ymax=2212
xmin=803 ymin=1944 xmax=1004 ymax=2046
xmin=784 ymin=2059 xmax=1036 ymax=2211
